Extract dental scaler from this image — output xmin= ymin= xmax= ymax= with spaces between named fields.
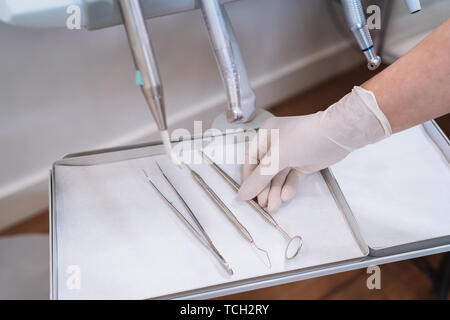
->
xmin=118 ymin=0 xmax=177 ymax=162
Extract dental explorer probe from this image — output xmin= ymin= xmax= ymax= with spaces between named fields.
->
xmin=188 ymin=166 xmax=271 ymax=269
xmin=142 ymin=169 xmax=233 ymax=275
xmin=199 ymin=151 xmax=302 ymax=260
xmin=119 ymin=0 xmax=178 ymax=164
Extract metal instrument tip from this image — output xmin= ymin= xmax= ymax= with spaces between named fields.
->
xmin=160 ymin=130 xmax=182 ymax=167
xmin=252 ymin=242 xmax=272 ymax=269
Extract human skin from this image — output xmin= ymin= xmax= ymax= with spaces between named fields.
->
xmin=363 ymin=18 xmax=450 ymax=133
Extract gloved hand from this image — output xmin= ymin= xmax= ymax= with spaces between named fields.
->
xmin=238 ymin=86 xmax=392 ymax=211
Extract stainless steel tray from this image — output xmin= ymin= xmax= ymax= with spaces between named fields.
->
xmin=49 ymin=121 xmax=450 ymax=299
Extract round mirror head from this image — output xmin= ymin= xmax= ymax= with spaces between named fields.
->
xmin=285 ymin=235 xmax=302 ymax=260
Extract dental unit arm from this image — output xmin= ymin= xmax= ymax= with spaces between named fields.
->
xmin=0 ymin=0 xmax=422 ymax=132
xmin=0 ymin=0 xmax=254 ymax=156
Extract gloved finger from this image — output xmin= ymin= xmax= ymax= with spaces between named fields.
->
xmin=281 ymin=169 xmax=302 ymax=202
xmin=242 ymin=119 xmax=274 ymax=181
xmin=257 ymin=183 xmax=271 ymax=207
xmin=242 ymin=147 xmax=256 ymax=182
xmin=267 ymin=168 xmax=291 ymax=212
xmin=238 ymin=150 xmax=282 ymax=200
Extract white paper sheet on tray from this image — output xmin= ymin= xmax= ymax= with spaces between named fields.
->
xmin=54 ymin=141 xmax=364 ymax=299
xmin=331 ymin=125 xmax=450 ymax=250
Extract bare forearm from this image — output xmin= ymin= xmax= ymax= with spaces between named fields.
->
xmin=363 ymin=18 xmax=450 ymax=133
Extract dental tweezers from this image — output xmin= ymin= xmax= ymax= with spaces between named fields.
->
xmin=142 ymin=166 xmax=233 ymax=275
xmin=199 ymin=150 xmax=303 ymax=260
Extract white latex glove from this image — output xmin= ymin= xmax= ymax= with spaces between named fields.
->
xmin=238 ymin=86 xmax=392 ymax=211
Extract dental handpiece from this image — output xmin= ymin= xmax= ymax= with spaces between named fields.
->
xmin=199 ymin=151 xmax=302 ymax=260
xmin=119 ymin=0 xmax=177 ymax=162
xmin=198 ymin=0 xmax=256 ymax=123
xmin=340 ymin=0 xmax=381 ymax=70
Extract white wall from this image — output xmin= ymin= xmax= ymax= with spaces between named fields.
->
xmin=0 ymin=0 xmax=447 ymax=229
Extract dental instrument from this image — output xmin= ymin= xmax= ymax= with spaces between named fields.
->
xmin=339 ymin=0 xmax=422 ymax=70
xmin=187 ymin=166 xmax=271 ymax=269
xmin=154 ymin=162 xmax=228 ymax=268
xmin=119 ymin=0 xmax=178 ymax=163
xmin=199 ymin=151 xmax=302 ymax=260
xmin=142 ymin=169 xmax=233 ymax=275
xmin=340 ymin=0 xmax=381 ymax=70
xmin=199 ymin=0 xmax=255 ymax=123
